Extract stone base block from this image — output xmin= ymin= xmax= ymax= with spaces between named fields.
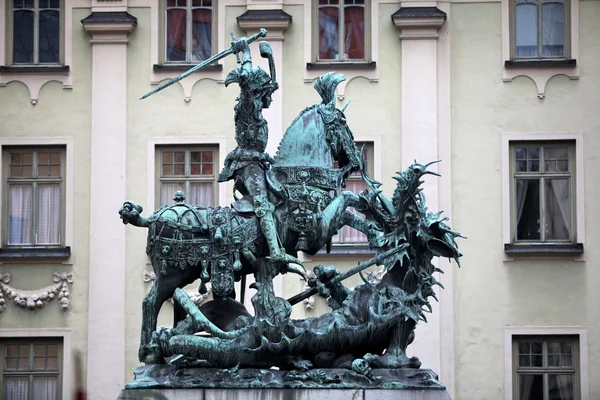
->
xmin=118 ymin=388 xmax=452 ymax=400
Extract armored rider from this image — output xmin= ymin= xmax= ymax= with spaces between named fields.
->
xmin=218 ymin=35 xmax=300 ymax=266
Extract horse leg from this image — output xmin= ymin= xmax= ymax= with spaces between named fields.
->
xmin=139 ymin=280 xmax=175 ymax=364
xmin=320 ymin=191 xmax=375 ymax=240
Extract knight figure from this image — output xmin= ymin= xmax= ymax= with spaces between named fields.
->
xmin=218 ymin=34 xmax=300 ymax=266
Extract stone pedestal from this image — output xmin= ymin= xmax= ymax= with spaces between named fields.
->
xmin=118 ymin=388 xmax=452 ymax=399
xmin=118 ymin=366 xmax=452 ymax=399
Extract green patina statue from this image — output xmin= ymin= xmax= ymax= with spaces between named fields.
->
xmin=120 ymin=29 xmax=463 ymax=389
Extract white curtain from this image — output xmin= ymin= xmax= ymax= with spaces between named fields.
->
xmin=339 ymin=180 xmax=367 ymax=243
xmin=191 ymin=10 xmax=212 ymax=61
xmin=542 ymin=3 xmax=565 ymax=57
xmin=319 ymin=7 xmax=340 ymax=60
xmin=37 ymin=184 xmax=61 ymax=245
xmin=33 ymin=376 xmax=58 ymax=400
xmin=189 ymin=182 xmax=213 ymax=206
xmin=549 ymin=374 xmax=573 ymax=400
xmin=8 ymin=184 xmax=33 ymax=245
xmin=4 ymin=376 xmax=29 ymax=400
xmin=160 ymin=182 xmax=184 ymax=207
xmin=546 ymin=179 xmax=571 ymax=240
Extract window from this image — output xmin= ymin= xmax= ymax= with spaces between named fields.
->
xmin=157 ymin=147 xmax=218 ymax=207
xmin=3 ymin=147 xmax=65 ymax=247
xmin=511 ymin=0 xmax=568 ymax=60
xmin=513 ymin=335 xmax=579 ymax=400
xmin=8 ymin=0 xmax=62 ymax=65
xmin=333 ymin=142 xmax=373 ymax=244
xmin=0 ymin=338 xmax=62 ymax=400
xmin=316 ymin=0 xmax=367 ymax=62
xmin=164 ymin=0 xmax=213 ymax=63
xmin=510 ymin=142 xmax=575 ymax=244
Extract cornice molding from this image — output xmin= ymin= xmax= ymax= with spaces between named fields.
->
xmin=392 ymin=7 xmax=446 ymax=40
xmin=82 ymin=12 xmax=137 ymax=44
xmin=237 ymin=10 xmax=292 ymax=41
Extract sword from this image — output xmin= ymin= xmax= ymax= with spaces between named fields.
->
xmin=286 ymin=244 xmax=409 ymax=306
xmin=140 ymin=28 xmax=268 ymax=100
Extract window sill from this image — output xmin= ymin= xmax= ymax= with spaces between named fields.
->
xmin=316 ymin=244 xmax=376 ymax=256
xmin=504 ymin=59 xmax=576 ymax=68
xmin=153 ymin=64 xmax=222 ymax=72
xmin=0 ymin=65 xmax=70 ymax=74
xmin=306 ymin=62 xmax=376 ymax=70
xmin=504 ymin=243 xmax=583 ymax=255
xmin=0 ymin=247 xmax=71 ymax=261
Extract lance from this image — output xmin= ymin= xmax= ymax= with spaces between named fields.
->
xmin=140 ymin=28 xmax=268 ymax=100
xmin=286 ymin=244 xmax=409 ymax=306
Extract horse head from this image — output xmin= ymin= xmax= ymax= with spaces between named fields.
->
xmin=274 ymin=73 xmax=364 ymax=180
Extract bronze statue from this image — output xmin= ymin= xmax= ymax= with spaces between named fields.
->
xmin=121 ymin=29 xmax=462 ymax=388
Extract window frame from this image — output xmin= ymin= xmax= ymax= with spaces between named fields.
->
xmin=2 ymin=146 xmax=65 ymax=249
xmin=5 ymin=0 xmax=65 ymax=66
xmin=512 ymin=335 xmax=580 ymax=400
xmin=155 ymin=145 xmax=219 ymax=208
xmin=509 ymin=0 xmax=570 ymax=61
xmin=509 ymin=141 xmax=576 ymax=244
xmin=0 ymin=338 xmax=63 ymax=400
xmin=160 ymin=0 xmax=216 ymax=65
xmin=312 ymin=0 xmax=371 ymax=64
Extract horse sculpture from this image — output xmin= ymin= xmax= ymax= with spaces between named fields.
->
xmin=120 ymin=72 xmax=380 ymax=364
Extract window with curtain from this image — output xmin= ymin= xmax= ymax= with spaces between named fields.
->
xmin=0 ymin=339 xmax=62 ymax=400
xmin=512 ymin=0 xmax=568 ymax=59
xmin=165 ymin=0 xmax=213 ymax=63
xmin=157 ymin=147 xmax=218 ymax=207
xmin=511 ymin=142 xmax=575 ymax=244
xmin=3 ymin=148 xmax=64 ymax=247
xmin=317 ymin=0 xmax=367 ymax=62
xmin=11 ymin=0 xmax=61 ymax=65
xmin=332 ymin=142 xmax=373 ymax=245
xmin=513 ymin=335 xmax=579 ymax=400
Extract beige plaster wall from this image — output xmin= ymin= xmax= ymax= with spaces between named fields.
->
xmin=0 ymin=7 xmax=93 ymax=395
xmin=451 ymin=2 xmax=600 ymax=399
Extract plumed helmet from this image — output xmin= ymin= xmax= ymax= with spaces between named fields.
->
xmin=225 ymin=66 xmax=274 ymax=93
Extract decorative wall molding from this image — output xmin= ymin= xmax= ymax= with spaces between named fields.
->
xmin=0 ymin=272 xmax=73 ymax=313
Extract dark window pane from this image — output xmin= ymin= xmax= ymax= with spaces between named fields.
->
xmin=47 ymin=345 xmax=58 ymax=357
xmin=46 ymin=357 xmax=58 ymax=369
xmin=528 ymin=147 xmax=539 ymax=160
xmin=531 ymin=342 xmax=543 ymax=354
xmin=548 ymin=374 xmax=573 ymax=400
xmin=166 ymin=9 xmax=187 ymax=62
xmin=516 ymin=147 xmax=527 ymax=160
xmin=549 ymin=355 xmax=559 ymax=366
xmin=191 ymin=151 xmax=201 ymax=163
xmin=517 ymin=160 xmax=527 ymax=172
xmin=6 ymin=357 xmax=18 ymax=369
xmin=559 ymin=355 xmax=572 ymax=367
xmin=202 ymin=163 xmax=213 ymax=175
xmin=191 ymin=164 xmax=201 ymax=175
xmin=174 ymin=164 xmax=185 ymax=175
xmin=532 ymin=355 xmax=543 ymax=367
xmin=516 ymin=179 xmax=540 ymax=241
xmin=518 ymin=342 xmax=530 ymax=354
xmin=318 ymin=7 xmax=340 ymax=60
xmin=515 ymin=4 xmax=538 ymax=58
xmin=519 ymin=374 xmax=544 ymax=400
xmin=544 ymin=178 xmax=571 ymax=240
xmin=39 ymin=10 xmax=60 ymax=63
xmin=557 ymin=160 xmax=568 ymax=172
xmin=202 ymin=151 xmax=213 ymax=162
xmin=548 ymin=342 xmax=560 ymax=354
xmin=343 ymin=6 xmax=364 ymax=60
xmin=22 ymin=165 xmax=33 ymax=177
xmin=174 ymin=152 xmax=185 ymax=162
xmin=7 ymin=345 xmax=18 ymax=357
xmin=542 ymin=3 xmax=565 ymax=57
xmin=163 ymin=151 xmax=173 ymax=163
xmin=519 ymin=355 xmax=531 ymax=367
xmin=163 ymin=164 xmax=173 ymax=176
xmin=23 ymin=152 xmax=33 ymax=164
xmin=39 ymin=165 xmax=49 ymax=176
xmin=560 ymin=342 xmax=572 ymax=354
xmin=13 ymin=10 xmax=34 ymax=63
xmin=34 ymin=357 xmax=46 ymax=369
xmin=17 ymin=357 xmax=29 ymax=369
xmin=49 ymin=0 xmax=60 ymax=8
xmin=192 ymin=9 xmax=211 ymax=61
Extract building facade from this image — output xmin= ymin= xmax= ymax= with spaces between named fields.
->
xmin=0 ymin=0 xmax=598 ymax=398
